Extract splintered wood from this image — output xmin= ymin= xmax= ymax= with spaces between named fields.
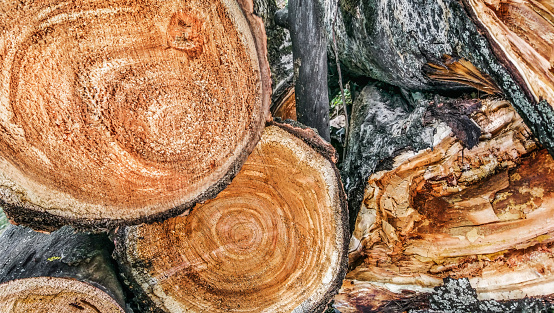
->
xmin=463 ymin=0 xmax=554 ymax=106
xmin=0 ymin=0 xmax=270 ymax=230
xmin=115 ymin=124 xmax=348 ymax=313
xmin=336 ymin=99 xmax=554 ymax=312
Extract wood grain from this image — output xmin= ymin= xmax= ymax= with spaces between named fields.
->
xmin=0 ymin=0 xmax=270 ymax=230
xmin=115 ymin=124 xmax=348 ymax=313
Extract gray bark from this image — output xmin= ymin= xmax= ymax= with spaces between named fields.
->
xmin=289 ymin=0 xmax=331 ymax=141
xmin=341 ymin=84 xmax=436 ymax=230
xmin=320 ymin=0 xmax=554 ymax=156
xmin=253 ymin=0 xmax=293 ymax=107
xmin=0 ymin=225 xmax=128 ymax=311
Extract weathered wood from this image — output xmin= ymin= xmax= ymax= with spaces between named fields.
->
xmin=320 ymin=0 xmax=554 ymax=155
xmin=336 ymin=82 xmax=554 ymax=309
xmin=0 ymin=0 xmax=271 ymax=231
xmin=114 ymin=122 xmax=348 ymax=313
xmin=253 ymin=0 xmax=293 ymax=107
xmin=0 ymin=225 xmax=126 ymax=312
xmin=289 ymin=0 xmax=331 ymax=141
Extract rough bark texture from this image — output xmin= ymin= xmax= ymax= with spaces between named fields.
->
xmin=0 ymin=225 xmax=126 ymax=312
xmin=0 ymin=0 xmax=271 ymax=231
xmin=341 ymin=84 xmax=435 ymax=231
xmin=335 ymin=84 xmax=554 ymax=310
xmin=320 ymin=0 xmax=554 ymax=155
xmin=114 ymin=122 xmax=348 ymax=313
xmin=253 ymin=0 xmax=293 ymax=107
xmin=289 ymin=0 xmax=331 ymax=141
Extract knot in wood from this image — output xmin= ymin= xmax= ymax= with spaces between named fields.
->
xmin=167 ymin=12 xmax=204 ymax=58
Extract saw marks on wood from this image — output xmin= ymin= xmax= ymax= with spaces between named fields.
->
xmin=0 ymin=0 xmax=270 ymax=229
xmin=116 ymin=125 xmax=348 ymax=313
xmin=0 ymin=277 xmax=124 ymax=313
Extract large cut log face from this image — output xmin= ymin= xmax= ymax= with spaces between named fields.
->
xmin=464 ymin=0 xmax=554 ymax=105
xmin=117 ymin=125 xmax=348 ymax=312
xmin=339 ymin=99 xmax=554 ymax=309
xmin=0 ymin=0 xmax=269 ymax=225
xmin=0 ymin=277 xmax=124 ymax=313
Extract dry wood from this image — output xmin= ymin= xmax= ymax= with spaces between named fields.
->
xmin=462 ymin=0 xmax=554 ymax=107
xmin=0 ymin=0 xmax=271 ymax=231
xmin=115 ymin=123 xmax=348 ymax=313
xmin=335 ymin=96 xmax=554 ymax=311
xmin=321 ymin=0 xmax=554 ymax=155
xmin=0 ymin=277 xmax=124 ymax=313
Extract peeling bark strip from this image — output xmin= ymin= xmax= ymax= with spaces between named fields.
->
xmin=0 ymin=0 xmax=271 ymax=231
xmin=0 ymin=225 xmax=126 ymax=312
xmin=336 ymin=95 xmax=554 ymax=310
xmin=115 ymin=123 xmax=349 ymax=313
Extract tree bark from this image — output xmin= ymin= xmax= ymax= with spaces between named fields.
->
xmin=114 ymin=122 xmax=348 ymax=313
xmin=289 ymin=0 xmax=331 ymax=141
xmin=320 ymin=0 xmax=554 ymax=156
xmin=0 ymin=225 xmax=127 ymax=312
xmin=0 ymin=0 xmax=271 ymax=232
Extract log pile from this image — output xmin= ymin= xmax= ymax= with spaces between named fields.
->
xmin=0 ymin=0 xmax=348 ymax=312
xmin=0 ymin=0 xmax=553 ymax=311
xmin=328 ymin=0 xmax=554 ymax=311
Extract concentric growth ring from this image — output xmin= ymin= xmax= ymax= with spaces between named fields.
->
xmin=0 ymin=0 xmax=270 ymax=230
xmin=116 ymin=124 xmax=349 ymax=313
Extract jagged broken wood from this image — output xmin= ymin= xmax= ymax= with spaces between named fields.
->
xmin=114 ymin=123 xmax=349 ymax=313
xmin=335 ymin=83 xmax=554 ymax=311
xmin=322 ymin=0 xmax=554 ymax=155
xmin=0 ymin=0 xmax=271 ymax=232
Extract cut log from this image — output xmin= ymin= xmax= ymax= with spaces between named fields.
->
xmin=0 ymin=0 xmax=271 ymax=231
xmin=0 ymin=225 xmax=126 ymax=312
xmin=0 ymin=277 xmax=124 ymax=313
xmin=114 ymin=122 xmax=348 ymax=313
xmin=321 ymin=0 xmax=554 ymax=155
xmin=336 ymin=82 xmax=554 ymax=310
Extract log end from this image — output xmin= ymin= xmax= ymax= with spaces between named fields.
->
xmin=115 ymin=123 xmax=348 ymax=313
xmin=0 ymin=277 xmax=125 ymax=313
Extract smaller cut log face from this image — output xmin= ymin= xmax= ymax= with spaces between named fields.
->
xmin=0 ymin=277 xmax=124 ymax=313
xmin=0 ymin=0 xmax=270 ymax=229
xmin=464 ymin=0 xmax=554 ymax=105
xmin=116 ymin=125 xmax=348 ymax=313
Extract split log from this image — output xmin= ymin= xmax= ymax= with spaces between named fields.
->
xmin=0 ymin=225 xmax=126 ymax=312
xmin=335 ymin=83 xmax=554 ymax=310
xmin=321 ymin=0 xmax=554 ymax=155
xmin=0 ymin=0 xmax=271 ymax=231
xmin=114 ymin=122 xmax=348 ymax=313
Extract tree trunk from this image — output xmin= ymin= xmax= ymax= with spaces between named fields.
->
xmin=320 ymin=0 xmax=554 ymax=156
xmin=289 ymin=0 xmax=331 ymax=141
xmin=0 ymin=225 xmax=127 ymax=312
xmin=114 ymin=122 xmax=349 ymax=313
xmin=336 ymin=82 xmax=554 ymax=310
xmin=0 ymin=0 xmax=271 ymax=232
